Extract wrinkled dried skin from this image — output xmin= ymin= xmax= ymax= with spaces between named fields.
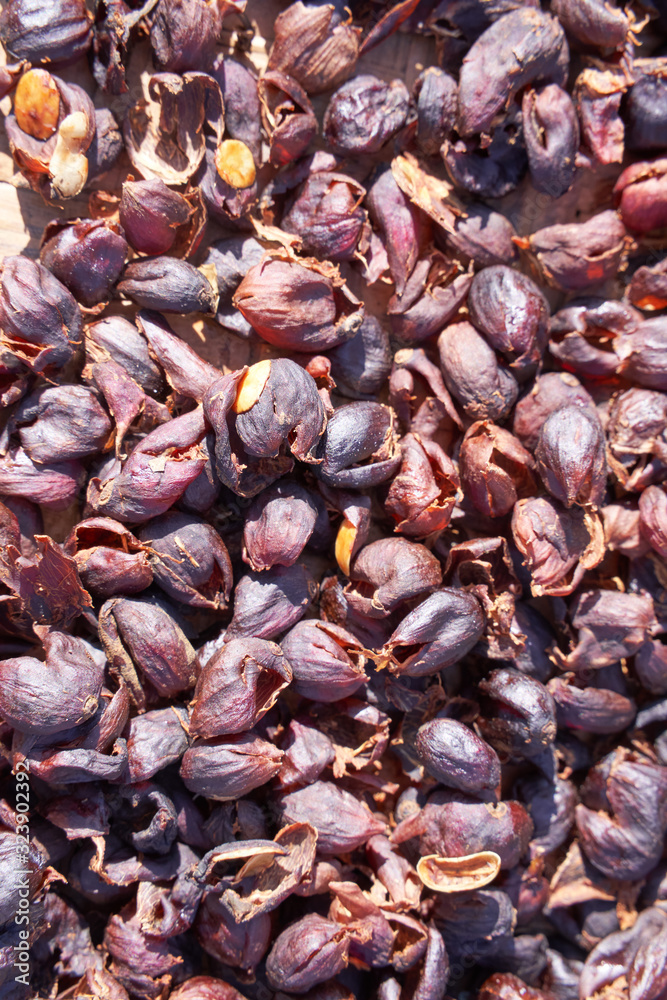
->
xmin=243 ymin=480 xmax=319 ymax=571
xmin=88 ymin=409 xmax=207 ymax=523
xmin=551 ymin=0 xmax=631 ymax=50
xmin=548 ymin=676 xmax=636 ymax=735
xmin=234 ymin=253 xmax=363 ymax=352
xmin=512 ymin=497 xmax=605 ymax=596
xmin=323 ymin=75 xmax=410 ymax=156
xmin=513 ymin=372 xmax=596 ymax=452
xmin=460 ymin=421 xmax=536 ymax=519
xmin=280 ymin=619 xmax=367 ymax=702
xmin=367 ymin=164 xmax=428 ymax=297
xmin=443 ymin=112 xmax=528 ymax=200
xmin=150 ymin=0 xmax=223 ymax=74
xmin=181 ymin=733 xmax=284 ymax=801
xmin=99 ymin=594 xmax=196 ymax=707
xmin=389 ymin=254 xmax=473 ymax=346
xmin=457 ymin=8 xmax=568 ymax=136
xmin=13 ymin=384 xmax=112 ymax=464
xmin=478 ymin=668 xmax=557 ymax=760
xmin=535 ymin=405 xmax=607 ymax=508
xmin=615 ymin=317 xmax=667 ymax=391
xmin=444 ymin=535 xmax=523 ymax=661
xmin=317 ymin=401 xmax=401 ymax=489
xmin=282 ymin=171 xmax=367 ymax=263
xmin=119 ymin=178 xmax=199 ymax=257
xmin=417 ymin=851 xmax=501 ymax=893
xmin=117 ymin=257 xmax=218 ymax=315
xmin=628 ymin=257 xmax=667 ymax=312
xmin=267 ymin=1 xmax=359 ymax=94
xmin=224 ymin=563 xmax=316 ymax=642
xmin=378 ymin=588 xmax=486 ymax=677
xmin=639 ymin=485 xmax=667 ymax=558
xmin=519 ymin=210 xmax=631 ymax=292
xmin=190 ymin=637 xmax=291 ymax=737
xmin=258 ymin=70 xmax=318 ymax=167
xmin=138 ymin=511 xmax=232 ymax=610
xmin=522 ymin=85 xmax=579 ymax=198
xmin=626 ymin=59 xmax=667 ymax=154
xmin=469 ymin=265 xmax=548 ymax=374
xmin=548 ymin=297 xmax=639 ymax=381
xmin=0 ymin=254 xmax=83 ymax=374
xmin=614 ymin=158 xmax=667 ymax=235
xmin=602 ymin=501 xmax=649 ymax=560
xmin=41 ymin=217 xmax=127 ymax=307
xmin=414 ymin=66 xmax=457 ymax=156
xmin=0 ymin=0 xmax=93 ymax=64
xmin=575 ymin=66 xmax=627 ymax=166
xmin=415 ymin=717 xmax=501 ymax=794
xmin=280 ymin=780 xmax=387 ymax=854
xmin=553 ymin=588 xmax=657 ymax=671
xmin=124 ymin=72 xmax=223 ymax=184
xmin=211 ymin=55 xmax=261 ymax=161
xmin=265 ymin=912 xmax=351 ymax=994
xmin=222 ymin=823 xmax=318 ymax=921
xmin=445 ymin=203 xmax=518 ymax=269
xmin=347 ymin=537 xmax=442 ymax=618
xmin=0 ymin=631 xmax=102 ymax=736
xmin=438 ymin=322 xmax=518 ymax=423
xmin=205 ymin=361 xmax=327 ymax=497
xmin=575 ymin=752 xmax=667 ymax=880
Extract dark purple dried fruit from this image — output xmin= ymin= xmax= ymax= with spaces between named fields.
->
xmin=323 ymin=75 xmax=410 ymax=156
xmin=266 ymin=914 xmax=350 ymax=994
xmin=204 ymin=360 xmax=327 ymax=497
xmin=460 ymin=422 xmax=537 ymax=519
xmin=551 ymin=0 xmax=631 ymax=50
xmin=117 ymin=257 xmax=218 ymax=314
xmin=181 ymin=733 xmax=284 ymax=801
xmin=243 ymin=480 xmax=320 ymax=572
xmin=119 ymin=178 xmax=203 ymax=257
xmin=414 ymin=66 xmax=457 ymax=156
xmin=99 ymin=595 xmax=196 ymax=708
xmin=478 ymin=669 xmax=557 ymax=760
xmin=63 ymin=517 xmax=153 ymax=598
xmin=281 ymin=781 xmax=386 ymax=854
xmin=438 ymin=321 xmax=519 ymax=423
xmin=535 ymin=405 xmax=607 ymax=508
xmin=316 ymin=402 xmax=400 ymax=489
xmin=384 ymin=433 xmax=460 ymax=538
xmin=415 ymin=719 xmax=501 ymax=795
xmin=457 ymin=8 xmax=568 ymax=137
xmin=40 ymin=218 xmax=127 ymax=307
xmin=0 ymin=632 xmax=103 ymax=735
xmin=138 ymin=512 xmax=232 ymax=611
xmin=379 ymin=589 xmax=486 ymax=677
xmin=280 ymin=620 xmax=367 ymax=702
xmin=0 ymin=254 xmax=83 ymax=373
xmin=522 ymin=85 xmax=579 ymax=198
xmin=267 ymin=1 xmax=359 ymax=95
xmin=282 ymin=171 xmax=367 ymax=262
xmin=224 ymin=562 xmax=315 ymax=642
xmin=150 ymin=0 xmax=222 ymax=73
xmin=518 ymin=211 xmax=630 ymax=292
xmin=190 ymin=638 xmax=291 ymax=737
xmin=258 ymin=71 xmax=318 ymax=167
xmin=234 ymin=253 xmax=362 ymax=352
xmin=0 ymin=0 xmax=92 ymax=65
xmin=469 ymin=266 xmax=548 ymax=375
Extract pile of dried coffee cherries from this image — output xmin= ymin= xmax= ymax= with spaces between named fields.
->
xmin=0 ymin=0 xmax=666 ymax=997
